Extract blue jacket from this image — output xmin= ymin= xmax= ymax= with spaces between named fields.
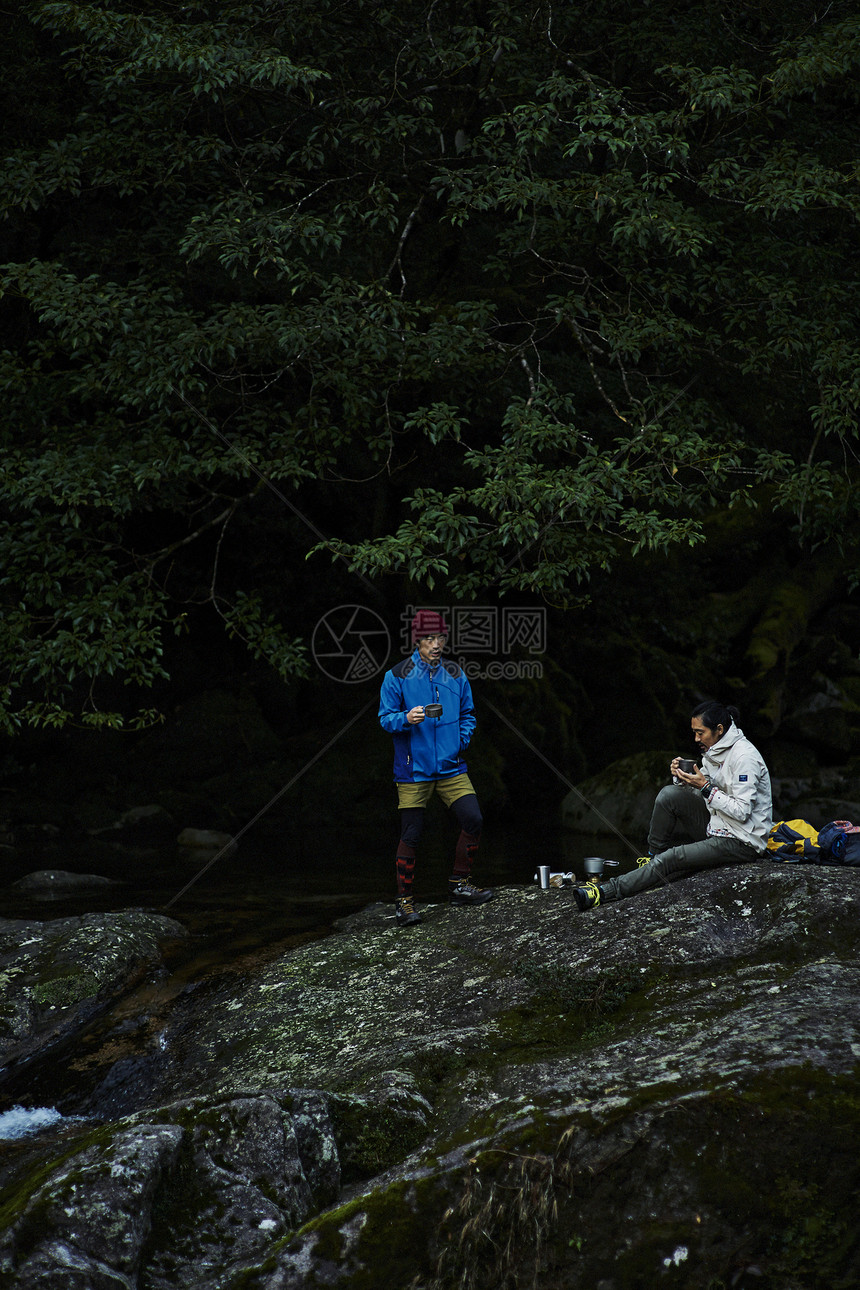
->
xmin=378 ymin=651 xmax=476 ymax=782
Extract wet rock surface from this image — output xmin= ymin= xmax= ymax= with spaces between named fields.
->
xmin=2 ymin=865 xmax=860 ymax=1288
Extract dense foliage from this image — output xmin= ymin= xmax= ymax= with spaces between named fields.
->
xmin=2 ymin=0 xmax=859 ymax=729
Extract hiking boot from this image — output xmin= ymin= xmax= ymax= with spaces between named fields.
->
xmin=449 ymin=879 xmax=495 ymax=906
xmin=572 ymin=880 xmax=603 ymax=911
xmin=395 ymin=896 xmax=423 ymax=927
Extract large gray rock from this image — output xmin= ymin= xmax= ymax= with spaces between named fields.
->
xmin=779 ymin=675 xmax=860 ymax=756
xmin=10 ymin=870 xmax=123 ymax=899
xmin=561 ymin=750 xmax=677 ymax=838
xmin=769 ymin=761 xmax=860 ymax=827
xmin=239 ymin=868 xmax=860 ymax=1289
xmin=0 ymin=910 xmax=186 ymax=1067
xmin=1 ymin=1123 xmax=184 ymax=1289
xmin=137 ymin=1091 xmax=342 ymax=1290
xmin=0 ymin=1091 xmax=344 ymax=1290
xmin=3 ymin=865 xmax=860 ymax=1288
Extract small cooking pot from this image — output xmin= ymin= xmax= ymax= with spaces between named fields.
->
xmin=582 ymin=856 xmax=621 ymax=878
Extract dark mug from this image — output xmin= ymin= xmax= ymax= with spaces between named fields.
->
xmin=424 ymin=703 xmax=443 ymax=718
xmin=678 ymin=758 xmax=696 ymax=774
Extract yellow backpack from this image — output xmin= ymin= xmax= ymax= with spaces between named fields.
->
xmin=766 ymin=819 xmax=820 ymax=862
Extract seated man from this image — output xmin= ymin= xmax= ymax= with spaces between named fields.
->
xmin=573 ymin=700 xmax=772 ymax=910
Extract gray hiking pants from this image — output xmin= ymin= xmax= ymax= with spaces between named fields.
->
xmin=599 ymin=782 xmax=761 ymax=903
xmin=648 ymin=781 xmax=709 ymax=853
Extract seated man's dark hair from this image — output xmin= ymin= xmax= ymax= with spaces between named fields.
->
xmin=691 ymin=700 xmax=740 ymax=733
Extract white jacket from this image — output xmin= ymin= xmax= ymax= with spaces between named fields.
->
xmin=701 ymin=723 xmax=772 ymax=851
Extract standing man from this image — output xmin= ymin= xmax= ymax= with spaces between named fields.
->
xmin=379 ymin=609 xmax=495 ymax=926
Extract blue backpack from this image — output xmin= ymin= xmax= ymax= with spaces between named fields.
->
xmin=816 ymin=820 xmax=860 ymax=866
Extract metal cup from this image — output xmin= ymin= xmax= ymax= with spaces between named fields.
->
xmin=678 ymin=758 xmax=696 ymax=773
xmin=537 ymin=865 xmax=551 ymax=889
xmin=424 ymin=703 xmax=443 ymax=718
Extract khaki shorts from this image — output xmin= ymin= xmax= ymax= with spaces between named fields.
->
xmin=397 ymin=773 xmax=476 ymax=809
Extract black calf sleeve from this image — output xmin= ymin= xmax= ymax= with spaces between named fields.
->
xmin=451 ymin=794 xmax=482 ymax=836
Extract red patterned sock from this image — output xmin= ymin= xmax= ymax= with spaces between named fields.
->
xmin=451 ymin=830 xmax=479 ymax=882
xmin=395 ymin=841 xmax=416 ymax=897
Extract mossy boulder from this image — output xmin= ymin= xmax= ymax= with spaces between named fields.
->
xmin=0 ymin=909 xmax=186 ymax=1068
xmin=232 ymin=869 xmax=860 ymax=1289
xmin=10 ymin=869 xmax=123 ymax=900
xmin=3 ymin=866 xmax=860 ymax=1288
xmin=0 ymin=1091 xmax=340 ymax=1290
xmin=779 ymin=675 xmax=860 ymax=758
xmin=561 ymin=750 xmax=678 ymax=837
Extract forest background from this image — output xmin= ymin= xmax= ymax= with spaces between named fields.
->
xmin=2 ymin=0 xmax=860 ymax=854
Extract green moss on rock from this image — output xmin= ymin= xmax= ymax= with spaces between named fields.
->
xmin=328 ymin=1101 xmax=429 ymax=1183
xmin=32 ymin=968 xmax=101 ymax=1009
